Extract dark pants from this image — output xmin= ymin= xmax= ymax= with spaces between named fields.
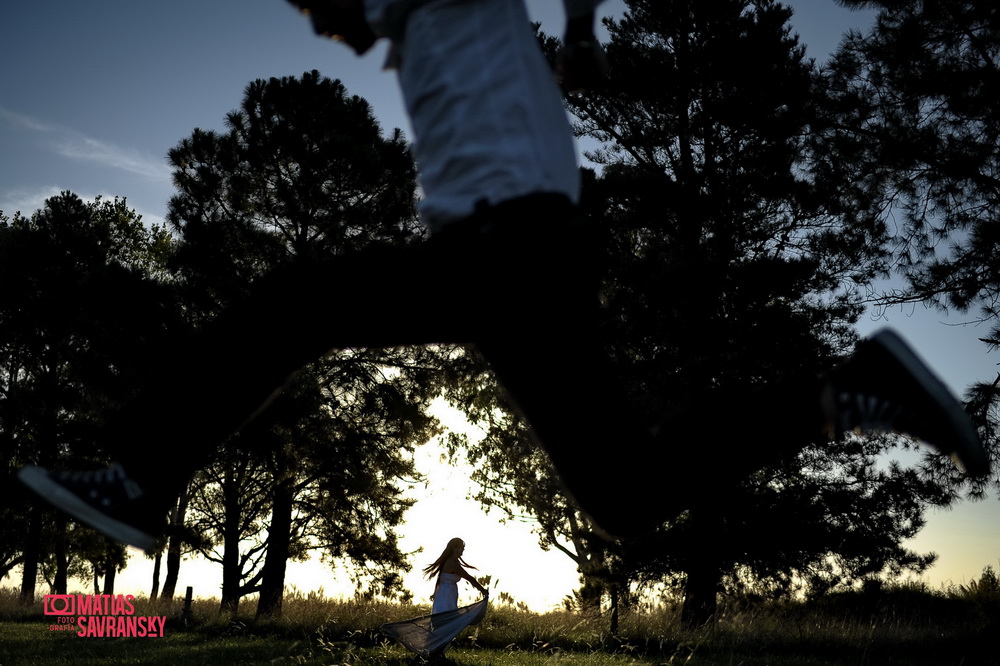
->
xmin=111 ymin=194 xmax=824 ymax=537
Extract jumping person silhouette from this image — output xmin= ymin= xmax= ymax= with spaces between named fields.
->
xmin=19 ymin=0 xmax=989 ymax=552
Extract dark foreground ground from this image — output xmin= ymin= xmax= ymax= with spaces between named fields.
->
xmin=1 ymin=585 xmax=998 ymax=665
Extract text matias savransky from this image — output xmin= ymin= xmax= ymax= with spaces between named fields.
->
xmin=43 ymin=594 xmax=167 ymax=638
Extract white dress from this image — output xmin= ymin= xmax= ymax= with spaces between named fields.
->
xmin=380 ymin=573 xmax=488 ymax=656
xmin=431 ymin=572 xmax=460 ymax=614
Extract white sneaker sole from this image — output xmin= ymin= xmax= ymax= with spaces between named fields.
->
xmin=872 ymin=329 xmax=989 ymax=477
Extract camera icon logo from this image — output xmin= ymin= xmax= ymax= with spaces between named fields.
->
xmin=43 ymin=595 xmax=76 ymax=616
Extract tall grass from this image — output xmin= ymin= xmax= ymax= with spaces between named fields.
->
xmin=0 ymin=582 xmax=997 ymax=665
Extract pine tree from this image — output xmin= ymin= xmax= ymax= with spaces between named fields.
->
xmin=457 ymin=0 xmax=952 ymax=628
xmin=165 ymin=71 xmax=448 ymax=617
xmin=819 ymin=0 xmax=1000 ymax=489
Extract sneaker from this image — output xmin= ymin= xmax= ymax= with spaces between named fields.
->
xmin=18 ymin=463 xmax=159 ymax=552
xmin=822 ymin=328 xmax=990 ymax=477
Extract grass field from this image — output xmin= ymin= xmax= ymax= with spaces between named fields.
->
xmin=0 ymin=585 xmax=997 ymax=665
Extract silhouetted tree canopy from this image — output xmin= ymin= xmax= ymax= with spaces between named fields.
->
xmin=449 ymin=0 xmax=955 ymax=629
xmin=6 ymin=3 xmax=996 ymax=626
xmin=165 ymin=71 xmax=446 ymax=616
xmin=167 ymin=69 xmax=420 ymax=314
xmin=0 ymin=193 xmax=178 ymax=600
xmin=818 ymin=0 xmax=1000 ymax=492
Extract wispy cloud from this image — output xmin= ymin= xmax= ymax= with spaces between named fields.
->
xmin=0 ymin=185 xmax=64 ymax=218
xmin=0 ymin=108 xmax=58 ymax=133
xmin=0 ymin=107 xmax=172 ymax=182
xmin=54 ymin=136 xmax=172 ymax=181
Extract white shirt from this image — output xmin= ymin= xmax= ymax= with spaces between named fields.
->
xmin=364 ymin=0 xmax=604 ymax=37
xmin=363 ymin=0 xmax=599 ymax=230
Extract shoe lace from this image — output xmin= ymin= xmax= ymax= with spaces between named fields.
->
xmin=61 ymin=463 xmax=127 ymax=484
xmin=57 ymin=464 xmax=143 ymax=501
xmin=837 ymin=391 xmax=909 ymax=434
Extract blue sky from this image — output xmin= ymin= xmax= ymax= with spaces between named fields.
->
xmin=2 ymin=1 xmax=998 ymax=606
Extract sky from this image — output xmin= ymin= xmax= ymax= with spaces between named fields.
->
xmin=2 ymin=1 xmax=999 ymax=611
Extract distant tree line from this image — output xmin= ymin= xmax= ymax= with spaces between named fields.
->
xmin=1 ymin=0 xmax=997 ymax=629
xmin=0 ymin=194 xmax=177 ymax=603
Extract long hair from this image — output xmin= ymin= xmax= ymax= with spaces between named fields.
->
xmin=423 ymin=537 xmax=477 ymax=579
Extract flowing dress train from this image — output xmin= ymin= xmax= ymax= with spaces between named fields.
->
xmin=381 ymin=574 xmax=487 ymax=656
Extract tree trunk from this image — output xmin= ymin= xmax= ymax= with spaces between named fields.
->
xmin=219 ymin=475 xmax=243 ymax=616
xmin=53 ymin=515 xmax=68 ymax=594
xmin=256 ymin=473 xmax=294 ymax=619
xmin=102 ymin=546 xmax=117 ymax=595
xmin=161 ymin=538 xmax=182 ymax=601
xmin=219 ymin=551 xmax=241 ymax=614
xmin=161 ymin=490 xmax=190 ymax=602
xmin=681 ymin=558 xmax=721 ymax=629
xmin=102 ymin=565 xmax=116 ymax=595
xmin=19 ymin=506 xmax=41 ymax=604
xmin=150 ymin=551 xmax=162 ymax=601
xmin=681 ymin=507 xmax=724 ymax=630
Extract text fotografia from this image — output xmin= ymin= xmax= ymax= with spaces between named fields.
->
xmin=43 ymin=595 xmax=167 ymax=638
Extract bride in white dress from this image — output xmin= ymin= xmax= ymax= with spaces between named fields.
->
xmin=427 ymin=538 xmax=488 ymax=613
xmin=381 ymin=537 xmax=489 ymax=659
